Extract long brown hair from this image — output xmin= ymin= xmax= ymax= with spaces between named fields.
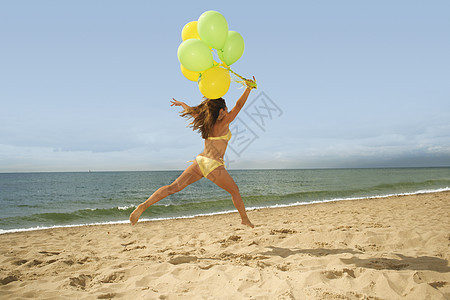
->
xmin=181 ymin=98 xmax=226 ymax=139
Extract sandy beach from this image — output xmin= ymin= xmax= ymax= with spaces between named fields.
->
xmin=1 ymin=191 xmax=449 ymax=299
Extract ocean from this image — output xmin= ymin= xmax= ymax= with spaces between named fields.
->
xmin=1 ymin=168 xmax=449 ymax=234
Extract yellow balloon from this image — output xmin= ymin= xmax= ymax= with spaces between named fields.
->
xmin=198 ymin=66 xmax=231 ymax=99
xmin=180 ymin=64 xmax=200 ymax=81
xmin=181 ymin=21 xmax=200 ymax=41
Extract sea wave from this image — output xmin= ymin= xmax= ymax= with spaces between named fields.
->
xmin=1 ymin=187 xmax=448 ymax=235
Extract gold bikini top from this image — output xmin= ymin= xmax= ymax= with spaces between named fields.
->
xmin=207 ymin=130 xmax=232 ymax=141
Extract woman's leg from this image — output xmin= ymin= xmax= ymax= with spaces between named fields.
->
xmin=207 ymin=166 xmax=254 ymax=228
xmin=129 ymin=161 xmax=203 ymax=225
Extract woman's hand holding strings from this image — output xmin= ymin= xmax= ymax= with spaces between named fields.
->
xmin=244 ymin=76 xmax=257 ymax=90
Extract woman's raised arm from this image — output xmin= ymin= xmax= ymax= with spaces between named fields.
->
xmin=223 ymin=76 xmax=256 ymax=124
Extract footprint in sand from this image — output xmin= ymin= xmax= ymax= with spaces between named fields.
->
xmin=322 ymin=268 xmax=356 ymax=280
xmin=276 ymin=263 xmax=291 ymax=272
xmin=1 ymin=275 xmax=19 ymax=285
xmin=69 ymin=274 xmax=94 ymax=289
xmin=13 ymin=259 xmax=28 ymax=266
xmin=217 ymin=235 xmax=242 ymax=247
xmin=99 ymin=271 xmax=126 ymax=283
xmin=168 ymin=256 xmax=198 ymax=265
xmin=270 ymin=228 xmax=297 ymax=235
xmin=26 ymin=259 xmax=43 ymax=267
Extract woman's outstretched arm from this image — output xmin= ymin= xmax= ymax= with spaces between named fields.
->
xmin=223 ymin=77 xmax=256 ymax=124
xmin=171 ymin=98 xmax=199 ymax=118
xmin=170 ymin=98 xmax=191 ymax=111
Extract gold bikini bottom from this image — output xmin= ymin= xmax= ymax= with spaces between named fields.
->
xmin=194 ymin=155 xmax=224 ymax=177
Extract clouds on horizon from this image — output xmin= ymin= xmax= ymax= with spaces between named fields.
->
xmin=1 ymin=120 xmax=449 ymax=172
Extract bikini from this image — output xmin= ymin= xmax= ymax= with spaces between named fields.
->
xmin=194 ymin=130 xmax=232 ymax=177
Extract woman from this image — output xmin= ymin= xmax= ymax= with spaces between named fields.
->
xmin=130 ymin=77 xmax=256 ymax=228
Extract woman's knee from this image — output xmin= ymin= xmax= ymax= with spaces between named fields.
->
xmin=228 ymin=185 xmax=240 ymax=197
xmin=167 ymin=182 xmax=184 ymax=195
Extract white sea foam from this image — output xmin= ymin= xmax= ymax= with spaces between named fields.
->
xmin=118 ymin=205 xmax=136 ymax=210
xmin=248 ymin=186 xmax=450 ymax=210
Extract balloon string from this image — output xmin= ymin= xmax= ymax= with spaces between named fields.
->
xmin=218 ymin=65 xmax=257 ymax=90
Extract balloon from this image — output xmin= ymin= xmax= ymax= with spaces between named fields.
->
xmin=197 ymin=11 xmax=228 ymax=50
xmin=221 ymin=31 xmax=245 ymax=66
xmin=180 ymin=64 xmax=200 ymax=81
xmin=181 ymin=21 xmax=200 ymax=41
xmin=177 ymin=39 xmax=214 ymax=72
xmin=198 ymin=66 xmax=231 ymax=99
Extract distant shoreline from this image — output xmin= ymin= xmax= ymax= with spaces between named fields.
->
xmin=1 ymin=165 xmax=450 ymax=174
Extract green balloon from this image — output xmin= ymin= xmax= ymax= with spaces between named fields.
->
xmin=221 ymin=31 xmax=245 ymax=66
xmin=177 ymin=39 xmax=214 ymax=72
xmin=197 ymin=11 xmax=228 ymax=50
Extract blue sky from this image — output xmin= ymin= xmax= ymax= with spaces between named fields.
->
xmin=1 ymin=1 xmax=449 ymax=172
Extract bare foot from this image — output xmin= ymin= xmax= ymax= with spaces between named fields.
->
xmin=241 ymin=218 xmax=255 ymax=228
xmin=129 ymin=204 xmax=145 ymax=225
